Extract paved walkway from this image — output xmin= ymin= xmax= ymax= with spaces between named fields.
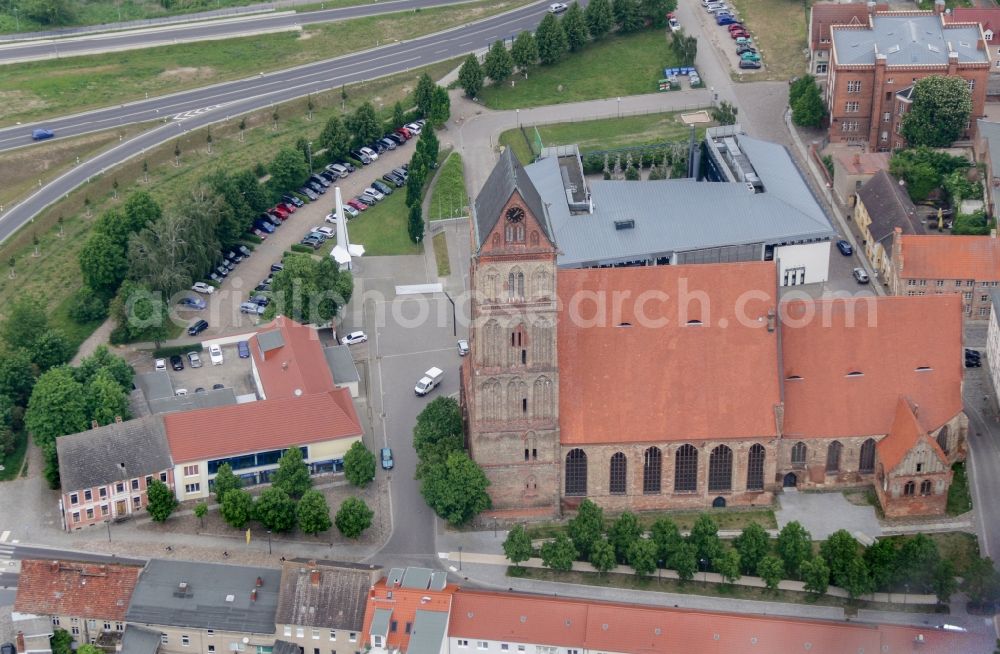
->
xmin=775 ymin=491 xmax=882 ymax=541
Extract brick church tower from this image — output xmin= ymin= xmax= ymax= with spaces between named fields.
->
xmin=463 ymin=150 xmax=560 ymax=515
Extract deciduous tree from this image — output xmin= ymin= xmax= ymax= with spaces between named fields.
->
xmin=220 ymin=488 xmax=254 ymax=529
xmin=590 ymin=538 xmax=617 ymax=575
xmin=585 ymin=0 xmax=613 ymax=39
xmin=392 ymin=102 xmax=407 ymax=129
xmin=271 ymin=446 xmax=312 ymax=499
xmin=757 ymin=555 xmax=784 ymax=591
xmin=30 ymin=330 xmax=73 ymax=373
xmin=540 ymin=533 xmax=578 ymax=571
xmin=80 ymin=232 xmax=129 ymax=299
xmin=255 ymin=487 xmax=297 ymax=532
xmin=608 ymin=511 xmax=642 ymax=563
xmin=484 ymin=40 xmax=514 ymax=83
xmin=627 ymin=538 xmax=658 ymax=577
xmin=568 ymin=499 xmax=604 ymax=560
xmin=458 ymin=54 xmax=485 ymax=98
xmin=266 ymin=254 xmax=353 ymax=326
xmin=561 ymin=3 xmax=589 ymax=52
xmin=1 ymin=295 xmax=48 ymax=351
xmin=715 ymin=549 xmax=742 ymax=584
xmin=672 ymin=541 xmax=698 ymax=581
xmin=863 ymin=537 xmax=898 ymax=591
xmin=146 ymin=479 xmax=178 ymax=522
xmin=298 ymin=489 xmax=333 ymax=535
xmin=820 ymin=529 xmax=861 ymax=589
xmin=733 ymin=522 xmax=770 ymax=576
xmin=777 ymin=521 xmax=813 ymax=579
xmin=25 ymin=366 xmax=88 ymax=445
xmin=85 ymin=369 xmax=130 ymax=425
xmin=318 ymin=115 xmax=350 ymax=163
xmin=419 ymin=451 xmax=491 ymax=525
xmin=335 ymin=496 xmax=373 ymax=538
xmin=802 ymin=555 xmax=830 ymax=595
xmin=348 ymin=102 xmax=382 ymax=147
xmin=343 ymin=441 xmax=376 ymax=487
xmin=791 ymin=78 xmax=826 ymax=128
xmin=502 ymin=524 xmax=533 ymax=571
xmin=414 ymin=73 xmax=436 ymax=118
xmin=689 ymin=513 xmax=722 ymax=565
xmin=842 ymin=556 xmax=874 ymax=599
xmin=511 ymin=30 xmax=538 ymax=74
xmin=650 ymin=517 xmax=682 ymax=566
xmin=901 ymin=75 xmax=973 ymax=148
xmin=536 ymin=13 xmax=569 ymax=65
xmin=267 ymin=148 xmax=310 ymax=199
xmin=431 ymin=86 xmax=451 ymax=128
xmin=413 ymin=396 xmax=464 ymax=475
xmin=213 ymin=463 xmax=242 ymax=502
xmin=194 ymin=502 xmax=208 ymax=527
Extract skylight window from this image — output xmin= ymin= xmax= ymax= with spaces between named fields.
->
xmin=846 ymin=371 xmax=864 ymax=377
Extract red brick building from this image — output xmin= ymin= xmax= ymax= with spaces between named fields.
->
xmin=827 ymin=6 xmax=990 ymax=151
xmin=809 ymin=2 xmax=886 ymax=76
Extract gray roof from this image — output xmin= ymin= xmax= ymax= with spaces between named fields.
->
xmin=832 ymin=14 xmax=987 ymax=66
xmin=400 ymin=567 xmax=432 ymax=589
xmin=126 ymin=559 xmax=280 ymax=634
xmin=386 ymin=568 xmax=404 ymax=586
xmin=120 ymin=625 xmax=161 ymax=654
xmin=323 ymin=346 xmax=360 ymax=385
xmin=525 ymin=136 xmax=833 ymax=268
xmin=275 ymin=560 xmax=379 ymax=629
xmin=257 ymin=329 xmax=285 ymax=354
xmin=369 ymin=607 xmax=391 ymax=636
xmin=129 ymin=388 xmax=152 ymax=418
xmin=473 ymin=149 xmax=552 ymax=248
xmin=979 ymin=119 xmax=1000 ymax=211
xmin=55 ymin=416 xmax=172 ymax=492
xmin=147 ymin=387 xmax=237 ymax=415
xmin=135 ymin=371 xmax=174 ymax=401
xmin=857 ymin=169 xmax=923 ymax=245
xmin=272 ymin=641 xmax=300 ymax=654
xmin=408 ymin=609 xmax=449 ymax=654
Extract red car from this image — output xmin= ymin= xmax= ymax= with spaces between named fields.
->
xmin=271 ymin=205 xmax=290 ymax=219
xmin=280 ymin=202 xmax=297 ymax=214
xmin=251 ymin=228 xmax=268 ymax=240
xmin=346 ymin=199 xmax=368 ymax=212
xmin=730 ymin=28 xmax=749 ymax=39
xmin=395 ymin=127 xmax=413 ymax=140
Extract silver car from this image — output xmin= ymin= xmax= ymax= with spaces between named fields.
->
xmin=187 ymin=352 xmax=203 ymax=368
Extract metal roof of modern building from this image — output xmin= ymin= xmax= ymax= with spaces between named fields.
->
xmin=126 ymin=560 xmax=280 ymax=634
xmin=148 ymin=388 xmax=237 ymax=415
xmin=523 ymin=134 xmax=833 ymax=268
xmin=832 ymin=14 xmax=987 ymax=66
xmin=120 ymin=625 xmax=162 ymax=654
xmin=55 ymin=416 xmax=172 ymax=492
xmin=409 ymin=610 xmax=449 ymax=654
xmin=323 ymin=345 xmax=360 ymax=385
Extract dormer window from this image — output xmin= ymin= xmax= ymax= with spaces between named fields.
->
xmin=686 ymin=320 xmax=703 ymax=326
xmin=846 ymin=371 xmax=863 ymax=377
xmin=785 ymin=375 xmax=803 ymax=381
xmin=916 ymin=366 xmax=932 ymax=372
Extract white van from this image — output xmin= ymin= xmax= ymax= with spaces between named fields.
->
xmin=415 ymin=367 xmax=444 ymax=396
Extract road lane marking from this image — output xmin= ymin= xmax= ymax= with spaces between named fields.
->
xmin=0 ymin=531 xmax=9 ymax=543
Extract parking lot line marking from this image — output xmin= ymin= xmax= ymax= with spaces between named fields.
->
xmin=0 ymin=531 xmax=9 ymax=543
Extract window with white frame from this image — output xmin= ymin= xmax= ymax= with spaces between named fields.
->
xmin=52 ymin=617 xmax=60 ymax=626
xmin=104 ymin=622 xmax=111 ymax=631
xmin=883 ymin=112 xmax=891 ymax=122
xmin=116 ymin=482 xmax=125 ymax=493
xmin=297 ymin=628 xmax=305 ymax=638
xmin=312 ymin=629 xmax=320 ymax=640
xmin=160 ymin=634 xmax=168 ymax=645
xmin=329 ymin=631 xmax=336 ymax=641
xmin=71 ymin=627 xmax=80 ymax=636
xmin=207 ymin=630 xmax=214 ymax=637
xmin=131 ymin=478 xmax=140 ymax=490
xmin=845 ymin=101 xmax=859 ymax=112
xmin=284 ymin=627 xmax=291 ymax=637
xmin=100 ymin=505 xmax=109 ymax=516
xmin=842 ymin=121 xmax=859 ymax=133
xmin=965 ymin=292 xmax=973 ymax=301
xmin=501 ymin=646 xmax=509 ymax=652
xmin=99 ymin=487 xmax=107 ymax=499
xmin=981 ymin=307 xmax=990 ymax=316
xmin=846 ymin=80 xmax=861 ymax=93
xmin=968 ymin=280 xmax=975 ymax=287
xmin=349 ymin=634 xmax=356 ymax=643
xmin=458 ymin=641 xmax=469 ymax=648
xmin=209 ymin=647 xmax=216 ymax=654
xmin=181 ymin=635 xmax=190 ymax=647
xmin=84 ymin=489 xmax=92 ymax=502
xmin=70 ymin=493 xmax=79 ymax=505
xmin=72 ymin=512 xmax=80 ymax=522
xmin=184 ymin=483 xmax=200 ymax=493
xmin=184 ymin=465 xmax=199 ymax=476
xmin=969 ymin=79 xmax=976 ymax=92
xmin=477 ymin=642 xmax=488 ymax=650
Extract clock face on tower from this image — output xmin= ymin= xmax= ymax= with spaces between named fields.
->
xmin=506 ymin=206 xmax=525 ymax=223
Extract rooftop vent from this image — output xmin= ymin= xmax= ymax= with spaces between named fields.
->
xmin=846 ymin=371 xmax=864 ymax=377
xmin=888 ymin=45 xmax=900 ymax=54
xmin=614 ymin=219 xmax=635 ymax=230
xmin=225 ymin=594 xmax=235 ymax=603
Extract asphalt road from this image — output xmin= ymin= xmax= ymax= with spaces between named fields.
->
xmin=0 ymin=0 xmax=555 ymax=246
xmin=0 ymin=0 xmax=480 ymax=63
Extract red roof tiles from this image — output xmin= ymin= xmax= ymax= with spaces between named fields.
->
xmin=360 ymin=576 xmax=456 ymax=652
xmin=810 ymin=3 xmax=875 ymax=49
xmin=15 ymin=560 xmax=141 ymax=621
xmin=164 ymin=388 xmax=361 ymax=463
xmin=877 ymin=397 xmax=949 ymax=472
xmin=898 ymin=235 xmax=1000 ymax=282
xmin=948 ymin=7 xmax=1000 ymax=35
xmin=447 ymin=590 xmax=985 ymax=654
xmin=834 ymin=151 xmax=890 ymax=176
xmin=781 ymin=296 xmax=964 ymax=437
xmin=556 ymin=262 xmax=782 ymax=445
xmin=251 ymin=316 xmax=337 ymax=399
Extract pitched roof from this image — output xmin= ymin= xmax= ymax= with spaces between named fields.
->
xmin=978 ymin=120 xmax=1000 ymax=211
xmin=857 ymin=169 xmax=923 ymax=243
xmin=948 ymin=7 xmax=1000 ymax=33
xmin=447 ymin=590 xmax=984 ymax=654
xmin=833 ymin=151 xmax=890 ymax=176
xmin=473 ymin=149 xmax=550 ymax=248
xmin=252 ymin=316 xmax=337 ymax=400
xmin=126 ymin=559 xmax=280 ymax=633
xmin=164 ymin=388 xmax=361 ymax=463
xmin=781 ymin=295 xmax=964 ymax=437
xmin=360 ymin=569 xmax=456 ymax=653
xmin=556 ymin=262 xmax=782 ymax=444
xmin=275 ymin=559 xmax=379 ymax=629
xmin=55 ymin=416 xmax=172 ymax=492
xmin=897 ymin=234 xmax=1000 ymax=281
xmin=15 ymin=559 xmax=142 ymax=621
xmin=810 ymin=2 xmax=872 ymax=49
xmin=832 ymin=13 xmax=988 ymax=66
xmin=877 ymin=397 xmax=949 ymax=471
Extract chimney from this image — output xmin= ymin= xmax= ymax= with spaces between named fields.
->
xmin=867 ymin=1 xmax=876 ymax=16
xmin=934 ymin=0 xmax=945 ymax=15
xmin=250 ymin=588 xmax=257 ymax=602
xmin=310 ymin=569 xmax=321 ymax=586
xmin=256 ymin=576 xmax=263 ymax=587
xmin=282 ymin=361 xmax=289 ymax=370
xmin=16 ymin=631 xmax=25 ymax=653
xmin=767 ymin=309 xmax=776 ymax=333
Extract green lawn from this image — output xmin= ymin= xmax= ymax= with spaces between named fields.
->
xmin=500 ymin=111 xmax=710 ymax=165
xmin=328 ymin=191 xmax=422 ymax=257
xmin=728 ymin=0 xmax=807 ymax=80
xmin=946 ymin=462 xmax=972 ymax=516
xmin=479 ymin=30 xmax=679 ymax=110
xmin=880 ymin=532 xmax=979 ymax=577
xmin=428 ymin=152 xmax=468 ymax=221
xmin=0 ymin=59 xmax=457 ymax=353
xmin=433 ymin=232 xmax=450 ymax=277
xmin=0 ymin=0 xmax=532 ymax=126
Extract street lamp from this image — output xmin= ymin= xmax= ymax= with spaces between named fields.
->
xmin=307 ymin=142 xmax=313 ymax=170
xmin=13 ymin=8 xmax=19 ymax=31
xmin=267 ymin=530 xmax=272 ymax=555
xmin=617 ymin=97 xmax=622 ymax=118
xmin=904 ymin=583 xmax=910 ymax=605
xmin=104 ymin=519 xmax=112 ymax=543
xmin=458 ymin=546 xmax=463 ymax=571
xmin=516 ymin=108 xmax=520 ymax=127
xmin=657 ymin=559 xmax=663 ymax=584
xmin=492 ymin=517 xmax=498 ymax=538
xmin=699 ymin=557 xmax=708 ymax=583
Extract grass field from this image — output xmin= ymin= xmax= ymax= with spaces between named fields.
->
xmin=0 ymin=59 xmax=457 ymax=352
xmin=946 ymin=461 xmax=972 ymax=516
xmin=0 ymin=0 xmax=532 ymax=126
xmin=433 ymin=232 xmax=450 ymax=277
xmin=880 ymin=532 xmax=979 ymax=577
xmin=478 ymin=30 xmax=680 ymax=110
xmin=499 ymin=111 xmax=709 ymax=165
xmin=728 ymin=0 xmax=807 ymax=80
xmin=428 ymin=152 xmax=468 ymax=221
xmin=329 ymin=191 xmax=422 ymax=257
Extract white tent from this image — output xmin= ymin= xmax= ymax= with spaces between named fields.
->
xmin=329 ymin=187 xmax=365 ymax=269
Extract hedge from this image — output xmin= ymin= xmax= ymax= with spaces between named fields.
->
xmin=153 ymin=343 xmax=204 ymax=358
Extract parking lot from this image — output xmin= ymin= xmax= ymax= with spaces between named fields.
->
xmin=159 ymin=341 xmax=258 ymax=396
xmin=169 ymin=140 xmax=423 ymax=344
xmin=685 ymin=0 xmax=763 ymax=77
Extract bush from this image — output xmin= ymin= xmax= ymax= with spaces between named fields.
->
xmin=290 ymin=244 xmax=315 ymax=253
xmin=953 ymin=210 xmax=990 ymax=235
xmin=68 ymin=289 xmax=109 ymax=324
xmin=243 ymin=234 xmax=263 ymax=245
xmin=153 ymin=343 xmax=203 ymax=359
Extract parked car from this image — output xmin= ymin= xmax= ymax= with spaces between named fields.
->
xmin=310 ymin=173 xmax=331 ymax=188
xmin=188 ymin=319 xmax=209 ymax=336
xmin=170 ymin=355 xmax=184 ymax=371
xmin=395 ymin=127 xmax=413 ymax=140
xmin=368 ymin=140 xmax=387 ymax=154
xmin=209 ymin=271 xmax=224 ymax=283
xmin=325 ymin=212 xmax=339 ymax=224
xmin=306 ymin=231 xmax=329 ymax=243
xmin=221 ymin=258 xmax=235 ymax=271
xmin=270 ymin=262 xmax=285 ymax=272
xmin=717 ymin=13 xmax=737 ymax=25
xmin=381 ymin=447 xmax=394 ymax=470
xmin=187 ymin=351 xmax=203 ymax=368
xmin=312 ymin=226 xmax=335 ymax=238
xmin=298 ymin=186 xmax=319 ymax=200
xmin=736 ymin=44 xmax=756 ymax=55
xmin=254 ymin=219 xmax=276 ymax=233
xmin=360 ymin=146 xmax=379 ymax=161
xmin=319 ymin=171 xmax=338 ymax=183
xmin=307 ymin=181 xmax=327 ymax=195
xmin=341 ymin=330 xmax=368 ymax=345
xmin=347 ymin=199 xmax=368 ymax=212
xmin=225 ymin=250 xmax=244 ymax=263
xmin=386 ymin=132 xmax=406 ymax=146
xmin=192 ymin=282 xmax=215 ymax=294
xmin=735 ymin=36 xmax=752 ymax=45
xmin=240 ymin=301 xmax=265 ymax=314
xmin=405 ymin=122 xmax=422 ymax=135
xmin=668 ymin=16 xmax=681 ymax=32
xmin=342 ymin=204 xmax=359 ymax=218
xmin=340 ymin=161 xmax=356 ymax=172
xmin=282 ymin=193 xmax=304 ymax=207
xmin=175 ymin=388 xmax=188 ymax=396
xmin=280 ymin=201 xmax=297 ymax=213
xmin=836 ymin=239 xmax=853 ymax=256
xmin=31 ymin=128 xmax=55 ymax=141
xmin=238 ymin=245 xmax=252 ymax=258
xmin=372 ymin=180 xmax=393 ymax=195
xmin=383 ymin=173 xmax=405 ymax=187
xmin=251 ymin=294 xmax=270 ymax=306
xmin=362 ymin=187 xmax=385 ymax=201
xmin=326 ymin=163 xmax=350 ymax=177
xmin=212 ymin=383 xmax=225 ymax=390
xmin=238 ymin=340 xmax=250 ymax=358
xmin=195 ymin=387 xmax=205 ymax=394
xmin=350 ymin=149 xmax=372 ymax=164
xmin=458 ymin=339 xmax=470 ymax=356
xmin=355 ymin=195 xmax=376 ymax=206
xmin=378 ymin=137 xmax=397 ymax=151
xmin=178 ymin=296 xmax=207 ymax=310
xmin=215 ymin=265 xmax=230 ymax=278
xmin=741 ymin=51 xmax=761 ymax=62
xmin=271 ymin=206 xmax=289 ymax=220
xmin=853 ymin=267 xmax=870 ymax=284
xmin=548 ymin=2 xmax=568 ymax=13
xmin=251 ymin=228 xmax=269 ymax=240
xmin=300 ymin=236 xmax=323 ymax=249
xmin=155 ymin=358 xmax=167 ymax=372
xmin=738 ymin=59 xmax=761 ymax=69
xmin=209 ymin=344 xmax=224 ymax=365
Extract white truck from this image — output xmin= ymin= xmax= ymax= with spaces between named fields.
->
xmin=414 ymin=367 xmax=444 ymax=396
